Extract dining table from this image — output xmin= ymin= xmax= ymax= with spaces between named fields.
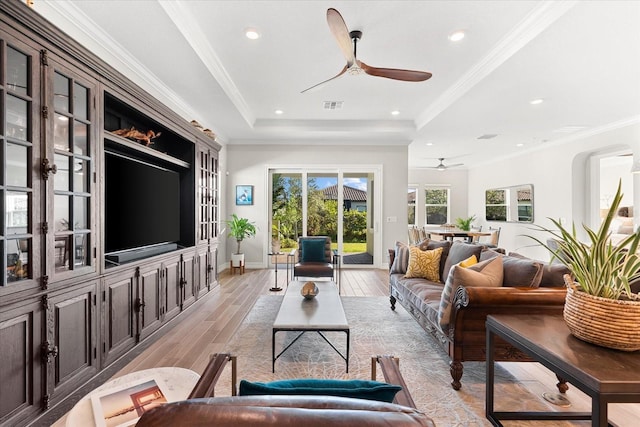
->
xmin=425 ymin=228 xmax=491 ymax=243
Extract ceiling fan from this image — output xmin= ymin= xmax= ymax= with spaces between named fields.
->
xmin=426 ymin=158 xmax=464 ymax=171
xmin=301 ymin=8 xmax=432 ymax=93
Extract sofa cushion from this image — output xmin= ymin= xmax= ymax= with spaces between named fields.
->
xmin=508 ymin=251 xmax=570 ymax=288
xmin=390 ymin=241 xmax=429 ymax=274
xmin=425 ymin=239 xmax=451 ymax=281
xmin=405 ymin=246 xmax=443 ymax=282
xmin=437 ymin=256 xmax=503 ymax=329
xmin=442 ymin=242 xmax=484 ymax=283
xmin=238 ymin=379 xmax=402 ymax=403
xmin=480 ymin=250 xmax=543 ymax=288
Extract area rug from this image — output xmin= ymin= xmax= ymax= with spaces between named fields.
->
xmin=217 ymin=296 xmax=578 ymax=426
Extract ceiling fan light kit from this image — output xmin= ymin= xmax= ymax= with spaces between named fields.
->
xmin=301 ymin=8 xmax=432 ymax=93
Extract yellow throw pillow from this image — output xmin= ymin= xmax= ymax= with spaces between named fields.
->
xmin=405 ymin=246 xmax=443 ymax=282
xmin=458 ymin=254 xmax=478 ymax=268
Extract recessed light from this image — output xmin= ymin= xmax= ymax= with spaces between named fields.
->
xmin=448 ymin=30 xmax=465 ymax=42
xmin=516 ymin=143 xmax=524 ymax=147
xmin=274 ymin=109 xmax=283 ymax=115
xmin=530 ymin=98 xmax=544 ymax=105
xmin=245 ymin=28 xmax=261 ymax=40
xmin=391 ymin=110 xmax=400 ymax=116
xmin=426 ymin=142 xmax=433 ymax=146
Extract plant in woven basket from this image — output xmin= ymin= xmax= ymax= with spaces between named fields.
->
xmin=528 ymin=181 xmax=640 ymax=351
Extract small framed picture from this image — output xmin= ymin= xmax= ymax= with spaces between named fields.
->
xmin=235 ymin=185 xmax=253 ymax=205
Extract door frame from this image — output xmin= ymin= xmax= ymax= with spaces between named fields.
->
xmin=266 ymin=164 xmax=383 ymax=269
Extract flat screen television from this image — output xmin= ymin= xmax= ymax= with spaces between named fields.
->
xmin=105 ymin=152 xmax=180 ymax=255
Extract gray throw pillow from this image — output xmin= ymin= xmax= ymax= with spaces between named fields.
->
xmin=442 ymin=242 xmax=483 ymax=283
xmin=508 ymin=251 xmax=569 ymax=288
xmin=426 ymin=239 xmax=451 ymax=282
xmin=481 ymin=250 xmax=543 ymax=288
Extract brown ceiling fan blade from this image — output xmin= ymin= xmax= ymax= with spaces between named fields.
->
xmin=327 ymin=8 xmax=356 ymax=67
xmin=359 ymin=61 xmax=432 ymax=82
xmin=301 ymin=65 xmax=348 ymax=93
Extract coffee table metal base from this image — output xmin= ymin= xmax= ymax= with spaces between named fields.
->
xmin=272 ymin=327 xmax=349 ymax=373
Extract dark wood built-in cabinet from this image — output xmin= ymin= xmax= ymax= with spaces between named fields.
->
xmin=0 ymin=3 xmax=220 ymax=426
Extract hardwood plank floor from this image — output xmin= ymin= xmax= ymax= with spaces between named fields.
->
xmin=54 ymin=267 xmax=639 ymax=426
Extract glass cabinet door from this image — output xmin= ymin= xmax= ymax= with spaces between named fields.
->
xmin=45 ymin=59 xmax=97 ymax=280
xmin=197 ymin=147 xmax=219 ymax=244
xmin=1 ymin=39 xmax=40 ymax=288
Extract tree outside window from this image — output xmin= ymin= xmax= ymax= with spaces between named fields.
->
xmin=425 ymin=188 xmax=449 ymax=225
xmin=407 ymin=187 xmax=417 ymax=226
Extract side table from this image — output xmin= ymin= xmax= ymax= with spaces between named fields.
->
xmin=65 ymin=367 xmax=199 ymax=426
xmin=268 ymin=252 xmax=283 ymax=291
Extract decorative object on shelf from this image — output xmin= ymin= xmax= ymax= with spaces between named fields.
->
xmin=454 ymin=215 xmax=476 ymax=231
xmin=190 ymin=119 xmax=204 ymax=130
xmin=225 ymin=214 xmax=257 ymax=269
xmin=530 ymin=180 xmax=640 ymax=351
xmin=235 ymin=185 xmax=254 ymax=205
xmin=301 ymin=281 xmax=319 ymax=299
xmin=112 ymin=127 xmax=162 ymax=146
xmin=189 ymin=120 xmax=216 ymax=140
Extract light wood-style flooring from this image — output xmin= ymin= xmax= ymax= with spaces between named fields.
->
xmin=56 ymin=267 xmax=638 ymax=426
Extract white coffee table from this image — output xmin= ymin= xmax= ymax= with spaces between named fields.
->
xmin=272 ymin=280 xmax=349 ymax=372
xmin=64 ymin=367 xmax=199 ymax=426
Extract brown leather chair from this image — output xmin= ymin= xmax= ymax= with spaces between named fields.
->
xmin=290 ymin=236 xmax=341 ymax=289
xmin=136 ymin=354 xmax=436 ymax=427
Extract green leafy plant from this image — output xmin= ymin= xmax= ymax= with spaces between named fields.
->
xmin=528 ymin=181 xmax=640 ymax=300
xmin=225 ymin=214 xmax=257 ymax=254
xmin=455 ymin=215 xmax=476 ymax=231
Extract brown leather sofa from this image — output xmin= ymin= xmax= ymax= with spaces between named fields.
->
xmin=389 ymin=241 xmax=568 ymax=390
xmin=136 ymin=354 xmax=436 ymax=426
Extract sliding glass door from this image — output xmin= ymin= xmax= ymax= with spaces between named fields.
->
xmin=270 ymin=168 xmax=377 ymax=267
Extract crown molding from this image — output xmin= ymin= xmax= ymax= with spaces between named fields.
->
xmin=37 ymin=0 xmax=205 ymax=131
xmin=159 ymin=1 xmax=255 ymax=128
xmin=415 ymin=0 xmax=578 ymax=130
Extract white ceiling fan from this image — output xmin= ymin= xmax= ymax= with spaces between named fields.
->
xmin=424 ymin=158 xmax=464 ymax=171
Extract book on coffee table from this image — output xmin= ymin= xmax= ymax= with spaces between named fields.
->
xmin=90 ymin=376 xmax=169 ymax=427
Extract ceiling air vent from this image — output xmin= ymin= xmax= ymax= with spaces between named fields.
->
xmin=477 ymin=134 xmax=498 ymax=140
xmin=323 ymin=101 xmax=344 ymax=110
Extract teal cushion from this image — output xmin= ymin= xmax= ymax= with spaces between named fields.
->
xmin=238 ymin=379 xmax=402 ymax=403
xmin=301 ymin=239 xmax=326 ymax=262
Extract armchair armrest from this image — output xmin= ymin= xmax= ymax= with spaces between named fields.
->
xmin=188 ymin=353 xmax=237 ymax=398
xmin=371 ymin=355 xmax=416 ymax=409
xmin=454 ymin=285 xmax=567 ymax=307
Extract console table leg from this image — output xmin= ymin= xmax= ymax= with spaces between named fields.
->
xmin=556 ymin=374 xmax=569 ymax=393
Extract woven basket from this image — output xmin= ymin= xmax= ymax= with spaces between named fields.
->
xmin=563 ymin=281 xmax=640 ymax=352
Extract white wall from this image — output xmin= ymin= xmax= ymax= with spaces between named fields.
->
xmin=408 ymin=169 xmax=469 ymax=226
xmin=221 ymin=144 xmax=408 ymax=269
xmin=467 ymin=123 xmax=640 ymax=261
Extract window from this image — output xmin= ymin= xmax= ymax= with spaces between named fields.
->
xmin=407 ymin=187 xmax=417 ymax=226
xmin=425 ymin=188 xmax=449 ymax=225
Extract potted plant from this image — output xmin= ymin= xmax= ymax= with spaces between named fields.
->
xmin=530 ymin=181 xmax=640 ymax=351
xmin=225 ymin=214 xmax=257 ymax=267
xmin=455 ymin=215 xmax=476 ymax=231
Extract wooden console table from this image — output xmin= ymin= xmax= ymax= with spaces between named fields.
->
xmin=486 ymin=314 xmax=640 ymax=427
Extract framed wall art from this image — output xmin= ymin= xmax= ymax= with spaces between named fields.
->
xmin=235 ymin=185 xmax=253 ymax=205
